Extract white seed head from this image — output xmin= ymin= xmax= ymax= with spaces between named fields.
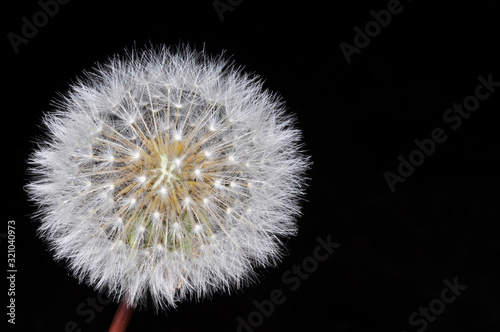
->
xmin=26 ymin=45 xmax=309 ymax=310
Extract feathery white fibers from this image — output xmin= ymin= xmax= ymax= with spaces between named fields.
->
xmin=27 ymin=45 xmax=309 ymax=310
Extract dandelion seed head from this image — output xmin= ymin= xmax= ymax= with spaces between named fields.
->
xmin=26 ymin=45 xmax=309 ymax=310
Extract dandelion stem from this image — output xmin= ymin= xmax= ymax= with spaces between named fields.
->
xmin=109 ymin=298 xmax=134 ymax=332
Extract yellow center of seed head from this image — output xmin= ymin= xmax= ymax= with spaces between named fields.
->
xmin=109 ymin=132 xmax=216 ymax=255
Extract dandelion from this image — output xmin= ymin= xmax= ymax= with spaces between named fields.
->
xmin=26 ymin=45 xmax=309 ymax=330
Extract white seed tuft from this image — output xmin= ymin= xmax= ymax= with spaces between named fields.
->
xmin=26 ymin=45 xmax=309 ymax=310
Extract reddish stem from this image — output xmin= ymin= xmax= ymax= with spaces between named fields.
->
xmin=109 ymin=298 xmax=134 ymax=332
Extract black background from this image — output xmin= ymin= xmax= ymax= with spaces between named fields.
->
xmin=4 ymin=0 xmax=500 ymax=331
